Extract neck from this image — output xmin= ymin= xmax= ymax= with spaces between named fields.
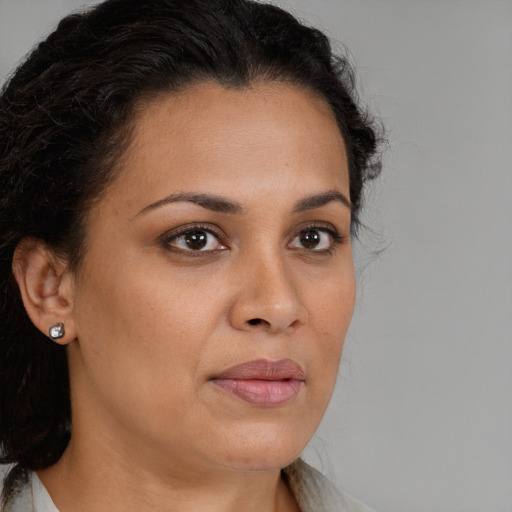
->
xmin=37 ymin=439 xmax=300 ymax=512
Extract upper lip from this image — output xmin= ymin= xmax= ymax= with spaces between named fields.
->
xmin=212 ymin=358 xmax=306 ymax=381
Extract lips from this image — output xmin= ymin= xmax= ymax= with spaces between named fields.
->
xmin=210 ymin=359 xmax=305 ymax=407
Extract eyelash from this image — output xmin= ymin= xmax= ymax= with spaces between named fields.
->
xmin=160 ymin=223 xmax=226 ymax=256
xmin=160 ymin=222 xmax=346 ymax=256
xmin=289 ymin=223 xmax=346 ymax=256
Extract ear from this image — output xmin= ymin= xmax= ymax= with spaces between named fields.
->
xmin=12 ymin=238 xmax=77 ymax=345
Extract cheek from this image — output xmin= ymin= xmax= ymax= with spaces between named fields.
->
xmin=310 ymin=264 xmax=355 ymax=336
xmin=72 ymin=257 xmax=226 ymax=382
xmin=307 ymin=267 xmax=355 ymax=377
xmin=69 ymin=264 xmax=217 ymax=438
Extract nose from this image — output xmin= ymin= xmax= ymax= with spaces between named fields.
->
xmin=228 ymin=252 xmax=308 ymax=334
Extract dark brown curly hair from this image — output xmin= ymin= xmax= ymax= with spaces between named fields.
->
xmin=0 ymin=0 xmax=382 ymax=502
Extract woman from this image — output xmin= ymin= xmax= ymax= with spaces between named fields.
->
xmin=0 ymin=0 xmax=381 ymax=511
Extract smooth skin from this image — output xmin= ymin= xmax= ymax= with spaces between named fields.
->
xmin=14 ymin=81 xmax=355 ymax=512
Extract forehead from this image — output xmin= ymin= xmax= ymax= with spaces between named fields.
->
xmin=108 ymin=81 xmax=349 ymax=210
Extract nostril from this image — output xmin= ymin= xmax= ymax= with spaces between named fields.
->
xmin=248 ymin=318 xmax=263 ymax=326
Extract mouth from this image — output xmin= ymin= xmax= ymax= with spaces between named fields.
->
xmin=210 ymin=359 xmax=305 ymax=407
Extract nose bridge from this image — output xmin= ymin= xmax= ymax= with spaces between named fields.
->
xmin=229 ymin=242 xmax=307 ymax=333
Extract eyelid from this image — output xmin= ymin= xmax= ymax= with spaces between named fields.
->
xmin=288 ymin=222 xmax=346 ymax=251
xmin=292 ymin=221 xmax=344 ymax=238
xmin=158 ymin=221 xmax=346 ymax=256
xmin=159 ymin=223 xmax=227 ymax=253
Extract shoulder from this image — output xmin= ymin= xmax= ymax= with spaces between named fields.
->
xmin=283 ymin=459 xmax=376 ymax=512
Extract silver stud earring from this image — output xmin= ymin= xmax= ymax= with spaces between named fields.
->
xmin=49 ymin=322 xmax=65 ymax=340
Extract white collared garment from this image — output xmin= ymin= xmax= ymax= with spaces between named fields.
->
xmin=30 ymin=473 xmax=59 ymax=512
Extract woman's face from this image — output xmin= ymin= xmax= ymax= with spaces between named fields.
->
xmin=67 ymin=81 xmax=355 ymax=473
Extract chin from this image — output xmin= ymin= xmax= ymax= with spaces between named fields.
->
xmin=208 ymin=423 xmax=312 ymax=472
xmin=218 ymin=451 xmax=301 ymax=473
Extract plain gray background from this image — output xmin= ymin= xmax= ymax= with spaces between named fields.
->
xmin=1 ymin=1 xmax=511 ymax=511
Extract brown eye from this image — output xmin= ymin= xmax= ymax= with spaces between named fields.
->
xmin=167 ymin=228 xmax=226 ymax=252
xmin=299 ymin=230 xmax=322 ymax=249
xmin=289 ymin=228 xmax=335 ymax=251
xmin=184 ymin=230 xmax=208 ymax=250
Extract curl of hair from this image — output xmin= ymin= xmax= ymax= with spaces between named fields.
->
xmin=0 ymin=0 xmax=382 ymax=502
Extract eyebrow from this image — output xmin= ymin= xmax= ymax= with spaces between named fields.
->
xmin=292 ymin=190 xmax=352 ymax=213
xmin=137 ymin=189 xmax=352 ymax=216
xmin=137 ymin=193 xmax=244 ymax=216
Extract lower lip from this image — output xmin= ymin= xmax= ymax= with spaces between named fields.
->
xmin=211 ymin=379 xmax=303 ymax=407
